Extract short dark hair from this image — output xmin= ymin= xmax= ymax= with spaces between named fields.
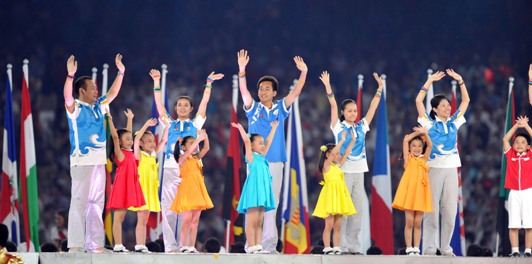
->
xmin=466 ymin=244 xmax=483 ymax=257
xmin=0 ymin=223 xmax=8 ymax=247
xmin=73 ymin=76 xmax=92 ymax=97
xmin=366 ymin=246 xmax=383 ymax=255
xmin=40 ymin=242 xmax=59 ymax=252
xmin=514 ymin=133 xmax=531 ymax=145
xmin=146 ymin=241 xmax=163 ymax=252
xmin=257 ymin=76 xmax=279 ymax=92
xmin=203 ymin=237 xmax=221 ymax=253
xmin=60 ymin=239 xmax=68 ymax=252
xmin=229 ymin=242 xmax=246 ymax=253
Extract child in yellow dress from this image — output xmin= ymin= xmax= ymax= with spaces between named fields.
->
xmin=392 ymin=126 xmax=433 ymax=255
xmin=129 ymin=117 xmax=169 ymax=253
xmin=170 ymin=130 xmax=213 ymax=253
xmin=312 ymin=130 xmax=357 ymax=255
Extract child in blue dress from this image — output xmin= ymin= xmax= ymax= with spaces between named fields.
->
xmin=231 ymin=121 xmax=279 ymax=254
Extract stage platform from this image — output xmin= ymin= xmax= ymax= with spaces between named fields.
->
xmin=13 ymin=252 xmax=531 ymax=264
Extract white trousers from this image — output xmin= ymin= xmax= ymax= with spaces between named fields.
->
xmin=422 ymin=167 xmax=458 ymax=255
xmin=260 ymin=162 xmax=284 ymax=252
xmin=67 ymin=165 xmax=105 ymax=251
xmin=160 ymin=167 xmax=183 ymax=252
xmin=340 ymin=172 xmax=365 ymax=253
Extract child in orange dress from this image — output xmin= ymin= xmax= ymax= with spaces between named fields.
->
xmin=170 ymin=130 xmax=213 ymax=253
xmin=392 ymin=126 xmax=433 ymax=256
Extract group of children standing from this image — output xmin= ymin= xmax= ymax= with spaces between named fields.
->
xmin=65 ymin=52 xmax=532 ymax=256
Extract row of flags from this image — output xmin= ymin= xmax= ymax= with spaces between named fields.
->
xmin=0 ymin=62 xmax=40 ymax=252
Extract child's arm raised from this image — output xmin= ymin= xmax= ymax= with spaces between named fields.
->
xmin=502 ymin=117 xmax=524 ymax=152
xmin=284 ymin=56 xmax=308 ymax=108
xmin=150 ymin=69 xmax=167 ymax=117
xmin=338 ymin=131 xmax=354 ymax=167
xmin=197 ymin=130 xmax=210 ymax=159
xmin=64 ymin=55 xmax=77 ymax=113
xmin=264 ymin=121 xmax=279 ymax=155
xmin=155 ymin=118 xmax=169 ymax=154
xmin=446 ymin=69 xmax=470 ymax=115
xmin=196 ymin=71 xmax=224 ymax=118
xmin=325 ymin=131 xmax=347 ymax=172
xmin=124 ymin=108 xmax=134 ymax=132
xmin=519 ymin=116 xmax=532 ymax=140
xmin=364 ymin=73 xmax=384 ymax=125
xmin=320 ymin=71 xmax=338 ymax=129
xmin=107 ymin=111 xmax=125 ymax=162
xmin=237 ymin=49 xmax=254 ymax=110
xmin=178 ymin=130 xmax=206 ymax=166
xmin=415 ymin=71 xmax=445 ymax=118
xmin=415 ymin=126 xmax=433 ymax=160
xmin=134 ymin=118 xmax=157 ymax=160
xmin=231 ymin=122 xmax=253 ymax=163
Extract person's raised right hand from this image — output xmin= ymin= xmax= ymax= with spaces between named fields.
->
xmin=67 ymin=55 xmax=77 ymax=76
xmin=237 ymin=49 xmax=249 ymax=70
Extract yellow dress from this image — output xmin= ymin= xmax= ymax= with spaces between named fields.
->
xmin=129 ymin=151 xmax=161 ymax=212
xmin=312 ymin=163 xmax=356 ymax=218
xmin=392 ymin=154 xmax=433 ymax=212
xmin=170 ymin=156 xmax=213 ymax=213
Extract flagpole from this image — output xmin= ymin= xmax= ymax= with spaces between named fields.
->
xmin=426 ymin=69 xmax=433 ymax=111
xmin=92 ymin=67 xmax=98 ymax=83
xmin=225 ymin=74 xmax=239 ymax=249
xmin=102 ymin=64 xmax=109 ymax=94
xmin=7 ymin=64 xmax=13 ymax=91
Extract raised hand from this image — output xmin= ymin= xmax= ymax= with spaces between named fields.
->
xmin=106 ymin=110 xmax=113 ymax=120
xmin=124 ymin=108 xmax=134 ymax=119
xmin=413 ymin=126 xmax=429 ymax=134
xmin=270 ymin=120 xmax=279 ymax=129
xmin=516 ymin=116 xmax=529 ymax=127
xmin=373 ymin=72 xmax=383 ymax=88
xmin=529 ymin=64 xmax=532 ymax=80
xmin=231 ymin=122 xmax=243 ymax=130
xmin=150 ymin=69 xmax=161 ymax=80
xmin=67 ymin=55 xmax=77 ymax=76
xmin=207 ymin=71 xmax=224 ymax=82
xmin=237 ymin=49 xmax=250 ymax=70
xmin=116 ymin=54 xmax=125 ymax=74
xmin=428 ymin=71 xmax=446 ymax=82
xmin=340 ymin=130 xmax=347 ymax=142
xmin=446 ymin=69 xmax=463 ymax=82
xmin=197 ymin=129 xmax=207 ymax=140
xmin=319 ymin=71 xmax=331 ymax=87
xmin=145 ymin=118 xmax=158 ymax=127
xmin=294 ymin=56 xmax=308 ymax=72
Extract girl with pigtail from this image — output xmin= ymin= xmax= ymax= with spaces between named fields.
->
xmin=312 ymin=130 xmax=357 ymax=255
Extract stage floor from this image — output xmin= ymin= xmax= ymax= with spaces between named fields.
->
xmin=14 ymin=252 xmax=531 ymax=264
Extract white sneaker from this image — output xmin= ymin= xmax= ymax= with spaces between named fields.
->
xmin=247 ymin=245 xmax=262 ymax=254
xmin=323 ymin=247 xmax=334 ymax=255
xmin=188 ymin=247 xmax=199 ymax=253
xmin=113 ymin=244 xmax=130 ymax=253
xmin=134 ymin=245 xmax=151 ymax=253
xmin=179 ymin=246 xmax=190 ymax=253
xmin=332 ymin=247 xmax=342 ymax=255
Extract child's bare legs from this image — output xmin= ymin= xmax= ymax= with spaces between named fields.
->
xmin=323 ymin=215 xmax=334 ymax=248
xmin=332 ymin=215 xmax=342 ymax=247
xmin=188 ymin=210 xmax=201 ymax=247
xmin=246 ymin=208 xmax=260 ymax=246
xmin=255 ymin=207 xmax=265 ymax=246
xmin=112 ymin=209 xmax=127 ymax=245
xmin=413 ymin=211 xmax=424 ymax=248
xmin=526 ymin=228 xmax=532 ymax=249
xmin=180 ymin=211 xmax=192 ymax=247
xmin=404 ymin=210 xmax=414 ymax=247
xmin=509 ymin=228 xmax=519 ymax=248
xmin=136 ymin=210 xmax=149 ymax=245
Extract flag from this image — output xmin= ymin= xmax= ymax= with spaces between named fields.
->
xmin=496 ymin=78 xmax=515 ymax=256
xmin=450 ymin=82 xmax=466 ymax=256
xmin=20 ymin=61 xmax=40 ymax=251
xmin=222 ymin=79 xmax=244 ymax=246
xmin=1 ymin=66 xmax=20 ymax=246
xmin=100 ymin=65 xmax=113 ymax=245
xmin=370 ymin=83 xmax=394 ymax=254
xmin=355 ymin=75 xmax=363 ymax=123
xmin=282 ymin=89 xmax=310 ymax=254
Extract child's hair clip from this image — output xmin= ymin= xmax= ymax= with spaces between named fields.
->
xmin=320 ymin=145 xmax=327 ymax=152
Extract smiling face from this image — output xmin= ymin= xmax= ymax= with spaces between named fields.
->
xmin=181 ymin=137 xmax=197 ymax=153
xmin=80 ymin=79 xmax=99 ymax=104
xmin=258 ymin=81 xmax=277 ymax=105
xmin=513 ymin=135 xmax=531 ymax=153
xmin=432 ymin=98 xmax=451 ymax=120
xmin=328 ymin=150 xmax=341 ymax=164
xmin=341 ymin=102 xmax=358 ymax=124
xmin=250 ymin=135 xmax=266 ymax=154
xmin=409 ymin=138 xmax=424 ymax=157
xmin=119 ymin=131 xmax=133 ymax=149
xmin=140 ymin=133 xmax=156 ymax=152
xmin=175 ymin=97 xmax=193 ymax=119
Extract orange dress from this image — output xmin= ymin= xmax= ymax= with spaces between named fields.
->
xmin=170 ymin=156 xmax=213 ymax=213
xmin=392 ymin=154 xmax=433 ymax=212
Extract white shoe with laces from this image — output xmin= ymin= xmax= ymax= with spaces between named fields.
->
xmin=134 ymin=245 xmax=151 ymax=253
xmin=113 ymin=244 xmax=129 ymax=253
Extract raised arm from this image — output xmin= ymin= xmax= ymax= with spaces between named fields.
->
xmin=326 ymin=131 xmax=347 ymax=171
xmin=150 ymin=69 xmax=167 ymax=117
xmin=197 ymin=130 xmax=210 ymax=159
xmin=415 ymin=71 xmax=445 ymax=117
xmin=105 ymin=54 xmax=125 ymax=103
xmin=134 ymin=118 xmax=157 ymax=160
xmin=364 ymin=73 xmax=384 ymax=125
xmin=528 ymin=64 xmax=532 ymax=106
xmin=155 ymin=118 xmax=169 ymax=154
xmin=320 ymin=71 xmax=338 ymax=128
xmin=196 ymin=71 xmax=224 ymax=118
xmin=178 ymin=130 xmax=206 ymax=166
xmin=107 ymin=111 xmax=124 ymax=162
xmin=124 ymin=108 xmax=134 ymax=132
xmin=237 ymin=49 xmax=254 ymax=110
xmin=284 ymin=56 xmax=308 ymax=107
xmin=339 ymin=131 xmax=354 ymax=166
xmin=446 ymin=69 xmax=470 ymax=115
xmin=264 ymin=121 xmax=279 ymax=155
xmin=231 ymin=122 xmax=253 ymax=163
xmin=64 ymin=55 xmax=77 ymax=113
xmin=523 ymin=116 xmax=532 ymax=138
xmin=503 ymin=123 xmax=520 ymax=152
xmin=413 ymin=126 xmax=432 ymax=160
